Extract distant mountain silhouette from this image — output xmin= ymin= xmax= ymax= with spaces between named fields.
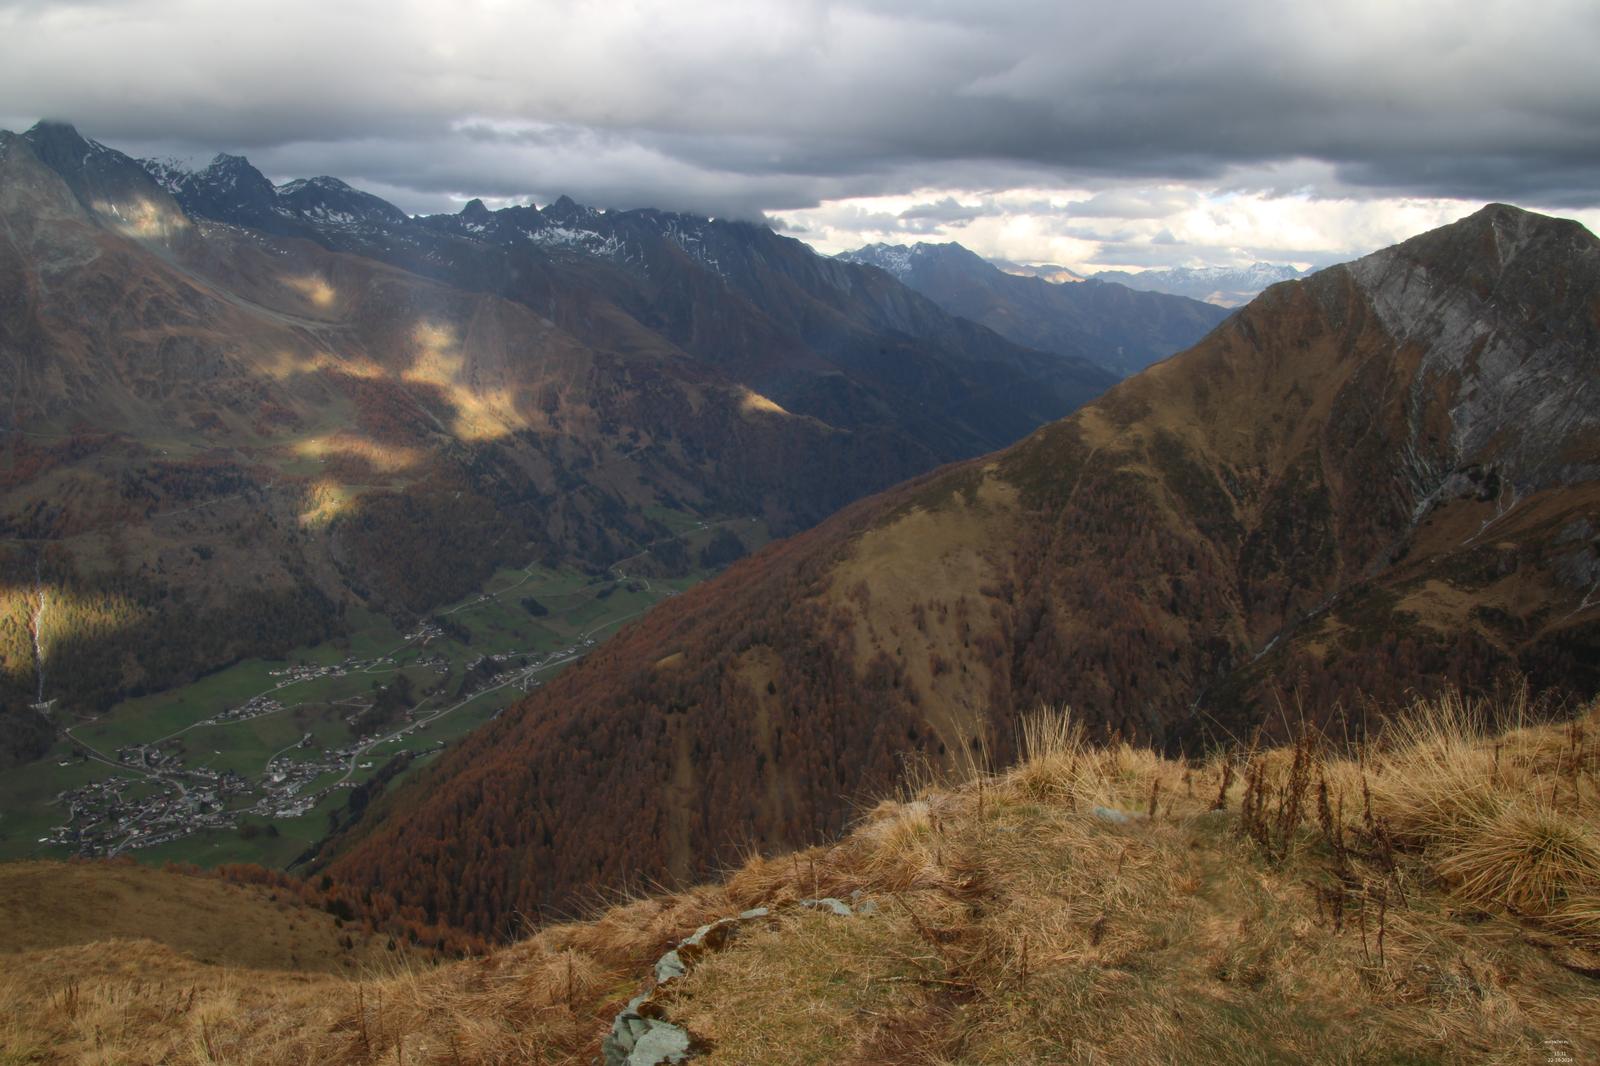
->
xmin=841 ymin=241 xmax=1227 ymax=375
xmin=1090 ymin=262 xmax=1306 ymax=307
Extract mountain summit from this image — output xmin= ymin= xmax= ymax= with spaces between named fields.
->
xmin=140 ymin=152 xmax=411 ymax=235
xmin=329 ymin=204 xmax=1600 ymax=936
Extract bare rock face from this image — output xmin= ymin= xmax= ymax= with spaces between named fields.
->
xmin=1347 ymin=204 xmax=1600 ymax=498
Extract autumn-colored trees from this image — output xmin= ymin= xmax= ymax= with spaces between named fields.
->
xmin=325 ymin=412 xmax=1599 ymax=944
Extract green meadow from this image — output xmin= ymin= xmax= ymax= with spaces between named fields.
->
xmin=0 ymin=516 xmax=767 ymax=867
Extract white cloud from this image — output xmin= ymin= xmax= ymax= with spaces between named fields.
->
xmin=777 ymin=174 xmax=1600 ymax=273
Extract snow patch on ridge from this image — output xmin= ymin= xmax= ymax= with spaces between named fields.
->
xmin=525 ymin=224 xmax=627 ymax=259
xmin=836 ymin=242 xmax=916 ymax=279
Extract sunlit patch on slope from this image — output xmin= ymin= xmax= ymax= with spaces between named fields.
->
xmin=260 ymin=348 xmax=386 ymax=383
xmin=281 ymin=274 xmax=338 ymax=310
xmin=0 ymin=579 xmax=148 ymax=700
xmin=297 ymin=477 xmax=357 ymax=529
xmin=290 ymin=434 xmax=423 ymax=478
xmin=89 ymin=196 xmax=189 ymax=242
xmin=401 ymin=319 xmax=523 ymax=442
xmin=738 ymin=389 xmax=792 ymax=418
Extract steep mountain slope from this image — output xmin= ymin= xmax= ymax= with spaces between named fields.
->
xmin=329 ymin=205 xmax=1600 ymax=937
xmin=839 ymin=241 xmax=1227 ymax=375
xmin=151 ymin=155 xmax=1116 ymax=461
xmin=4 ymin=124 xmax=818 ymax=715
xmin=0 ymin=123 xmax=1112 ymax=735
xmin=1091 ymin=261 xmax=1306 ymax=307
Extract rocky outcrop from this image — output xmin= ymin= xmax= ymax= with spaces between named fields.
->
xmin=602 ymin=896 xmax=879 ymax=1066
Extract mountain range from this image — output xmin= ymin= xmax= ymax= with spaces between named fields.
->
xmin=325 ymin=204 xmax=1600 ymax=938
xmin=1090 ymin=262 xmax=1308 ymax=307
xmin=839 ymin=242 xmax=1229 ymax=375
xmin=3 ymin=120 xmax=1596 ymax=963
xmin=0 ymin=121 xmax=1138 ymax=749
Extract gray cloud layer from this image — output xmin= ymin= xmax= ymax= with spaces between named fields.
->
xmin=2 ymin=0 xmax=1597 ymax=220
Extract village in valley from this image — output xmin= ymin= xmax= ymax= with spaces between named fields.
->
xmin=4 ymin=516 xmax=762 ymax=868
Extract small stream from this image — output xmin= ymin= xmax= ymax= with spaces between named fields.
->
xmin=30 ymin=555 xmax=48 ymax=705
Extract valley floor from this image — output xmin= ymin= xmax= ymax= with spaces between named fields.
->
xmin=3 ymin=690 xmax=1597 ymax=1065
xmin=0 ymin=513 xmax=765 ymax=870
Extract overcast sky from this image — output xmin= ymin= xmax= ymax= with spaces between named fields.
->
xmin=3 ymin=0 xmax=1598 ymax=271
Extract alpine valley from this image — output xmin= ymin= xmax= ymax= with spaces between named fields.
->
xmin=3 ymin=123 xmax=1600 ymax=1066
xmin=323 ymin=202 xmax=1600 ymax=937
xmin=6 ymin=120 xmax=1229 ymax=774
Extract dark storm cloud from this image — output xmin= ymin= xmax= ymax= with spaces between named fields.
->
xmin=899 ymin=196 xmax=1005 ymax=225
xmin=1 ymin=0 xmax=1597 ymax=216
xmin=891 ymin=194 xmax=1008 ymax=231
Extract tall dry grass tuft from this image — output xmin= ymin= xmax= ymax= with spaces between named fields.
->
xmin=1434 ymin=802 xmax=1600 ymax=921
xmin=851 ymin=797 xmax=958 ymax=894
xmin=1359 ymin=690 xmax=1505 ymax=845
xmin=1343 ymin=690 xmax=1600 ymax=930
xmin=1005 ymin=707 xmax=1112 ymax=808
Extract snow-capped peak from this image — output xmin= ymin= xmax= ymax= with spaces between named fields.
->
xmin=836 ymin=243 xmax=921 ymax=279
xmin=140 ymin=156 xmax=196 ymax=195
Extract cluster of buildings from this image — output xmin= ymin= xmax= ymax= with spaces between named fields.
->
xmin=214 ymin=694 xmax=286 ymax=722
xmin=39 ymin=765 xmax=250 ymax=855
xmin=38 ymin=602 xmax=622 ymax=858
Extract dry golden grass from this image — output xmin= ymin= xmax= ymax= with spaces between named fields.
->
xmin=0 ymin=897 xmax=727 ymax=1065
xmin=0 ymin=861 xmax=398 ymax=973
xmin=3 ymin=691 xmax=1597 ymax=1065
xmin=1342 ymin=690 xmax=1600 ymax=931
xmin=664 ymin=693 xmax=1600 ymax=1065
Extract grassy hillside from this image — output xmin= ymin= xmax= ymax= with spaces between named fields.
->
xmin=0 ymin=860 xmax=403 ymax=973
xmin=3 ymin=689 xmax=1596 ymax=1064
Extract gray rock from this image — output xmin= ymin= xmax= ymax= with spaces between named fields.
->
xmin=654 ymin=949 xmax=687 ymax=984
xmin=602 ymin=992 xmax=694 ymax=1066
xmin=681 ymin=921 xmax=717 ymax=948
xmin=799 ymin=897 xmax=855 ymax=916
xmin=604 ymin=895 xmax=871 ymax=1064
xmin=627 ymin=1024 xmax=693 ymax=1065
